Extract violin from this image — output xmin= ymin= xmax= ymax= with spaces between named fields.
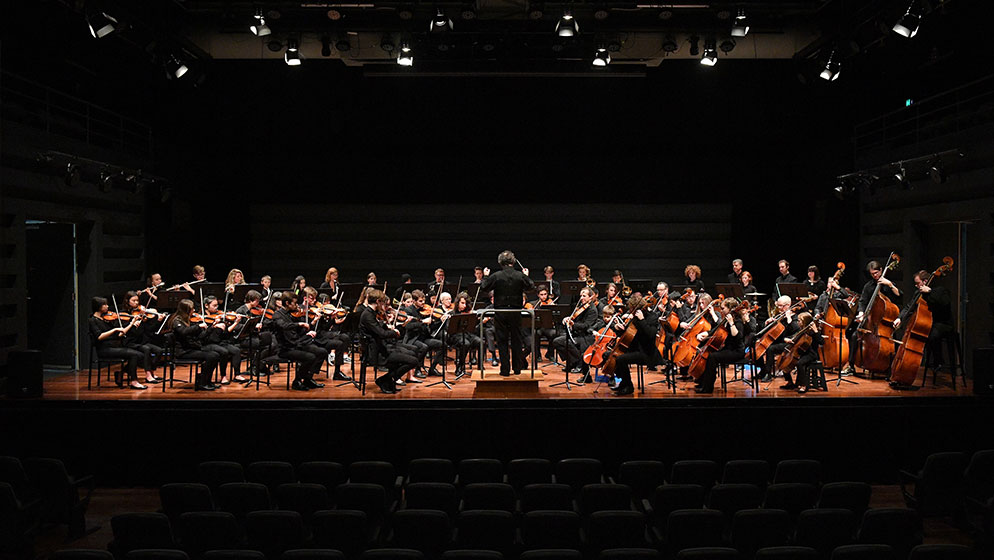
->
xmin=249 ymin=306 xmax=274 ymax=320
xmin=100 ymin=311 xmax=120 ymax=322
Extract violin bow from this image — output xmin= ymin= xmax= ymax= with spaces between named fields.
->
xmin=111 ymin=294 xmax=124 ymax=329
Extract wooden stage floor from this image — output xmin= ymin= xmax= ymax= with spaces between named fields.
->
xmin=37 ymin=357 xmax=971 ymax=401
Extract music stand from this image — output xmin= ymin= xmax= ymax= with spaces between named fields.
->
xmin=461 ymin=284 xmax=482 ymax=301
xmin=234 ymin=315 xmax=268 ymax=390
xmin=331 ymin=312 xmax=362 ymax=391
xmin=230 ymin=283 xmax=263 ymax=304
xmin=561 ymin=281 xmax=585 ymax=303
xmin=829 ymin=299 xmax=858 ymax=386
xmin=339 ymin=283 xmax=367 ymax=308
xmin=777 ymin=283 xmax=810 ymax=300
xmin=316 ymin=288 xmax=339 ymax=302
xmin=199 ymin=282 xmax=226 ymax=301
xmin=156 ymin=290 xmax=189 ymax=311
xmin=430 ymin=313 xmax=477 ymax=388
xmin=546 ymin=304 xmax=572 ymax=365
xmin=714 ymin=283 xmax=745 ymax=299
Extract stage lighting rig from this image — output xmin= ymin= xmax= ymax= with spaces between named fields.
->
xmin=165 ymin=55 xmax=189 ymax=79
xmin=700 ymin=38 xmax=717 ymax=66
xmin=592 ymin=47 xmax=611 ymax=67
xmin=250 ymin=9 xmax=271 ymax=36
xmin=430 ymin=9 xmax=453 ymax=32
xmin=86 ymin=9 xmax=118 ymax=39
xmin=892 ymin=1 xmax=921 ymax=38
xmin=556 ymin=10 xmax=579 ymax=37
xmin=731 ymin=9 xmax=749 ymax=37
xmin=284 ymin=39 xmax=302 ymax=66
xmin=819 ymin=50 xmax=840 ymax=81
xmin=397 ymin=42 xmax=414 ymax=66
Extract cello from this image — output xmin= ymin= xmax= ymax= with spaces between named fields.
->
xmin=752 ymin=295 xmax=817 ymax=361
xmin=853 ymin=253 xmax=901 ymax=373
xmin=889 ymin=257 xmax=954 ymax=385
xmin=600 ymin=293 xmax=657 ymax=377
xmin=671 ymin=294 xmax=720 ymax=367
xmin=688 ymin=299 xmax=754 ymax=379
xmin=818 ymin=262 xmax=856 ymax=369
xmin=774 ymin=315 xmax=821 ymax=376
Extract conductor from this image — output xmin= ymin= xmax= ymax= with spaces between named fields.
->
xmin=480 ymin=250 xmax=535 ymax=376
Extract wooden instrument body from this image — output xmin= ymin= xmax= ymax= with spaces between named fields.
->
xmin=688 ymin=327 xmax=728 ymax=379
xmin=672 ymin=317 xmax=712 ymax=367
xmin=854 ymin=292 xmax=899 ymax=372
xmin=889 ymin=298 xmax=932 ymax=385
xmin=753 ymin=321 xmax=785 ymax=361
xmin=775 ymin=331 xmax=815 ymax=374
xmin=601 ymin=319 xmax=639 ymax=376
xmin=584 ymin=323 xmax=619 ymax=368
xmin=818 ymin=299 xmax=853 ymax=369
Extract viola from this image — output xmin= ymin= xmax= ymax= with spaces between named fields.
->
xmin=889 ymin=257 xmax=953 ymax=385
xmin=101 ymin=311 xmax=120 ymax=322
xmin=189 ymin=312 xmax=204 ymax=323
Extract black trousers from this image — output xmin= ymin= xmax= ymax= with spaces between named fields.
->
xmin=98 ymin=346 xmax=142 ymax=384
xmin=177 ymin=349 xmax=221 ymax=385
xmin=534 ymin=328 xmax=558 ymax=358
xmin=763 ymin=342 xmax=787 ymax=375
xmin=280 ymin=343 xmax=324 ymax=382
xmin=614 ymin=350 xmax=651 ymax=389
xmin=451 ymin=333 xmax=482 ymax=370
xmin=699 ymin=348 xmax=745 ymax=391
xmin=493 ymin=312 xmax=525 ymax=374
xmin=204 ymin=343 xmax=241 ymax=377
xmin=552 ymin=334 xmax=592 ymax=373
xmin=239 ymin=331 xmax=274 ymax=372
xmin=783 ymin=352 xmax=819 ymax=386
xmin=375 ymin=348 xmax=421 ymax=389
xmin=315 ymin=330 xmax=347 ymax=370
xmin=128 ymin=342 xmax=162 ymax=374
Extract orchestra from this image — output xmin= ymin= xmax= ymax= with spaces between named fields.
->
xmin=86 ymin=252 xmax=958 ymax=396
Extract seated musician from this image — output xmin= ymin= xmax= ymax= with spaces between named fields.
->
xmin=552 ymin=287 xmax=599 ymax=379
xmin=779 ymin=312 xmax=823 ymax=393
xmin=301 ymin=287 xmax=351 ymax=381
xmin=610 ymin=294 xmax=662 ymax=396
xmin=359 ymin=289 xmax=420 ymax=394
xmin=694 ymin=297 xmax=749 ymax=394
xmin=141 ymin=273 xmax=163 ymax=303
xmin=543 ymin=266 xmax=561 ymax=301
xmin=122 ymin=290 xmax=164 ymax=385
xmin=893 ymin=269 xmax=952 ymax=371
xmin=170 ymin=299 xmax=221 ymax=391
xmin=89 ymin=296 xmax=147 ymax=390
xmin=201 ymin=295 xmax=243 ymax=385
xmin=291 ymin=276 xmax=307 ymax=298
xmin=841 ymin=260 xmax=901 ymax=375
xmin=233 ymin=289 xmax=276 ymax=377
xmin=402 ymin=289 xmax=444 ymax=376
xmin=450 ymin=292 xmax=482 ymax=377
xmin=577 ymin=264 xmax=591 ymax=283
xmin=814 ymin=274 xmax=850 ymax=318
xmin=530 ymin=286 xmax=558 ymax=361
xmin=600 ymin=283 xmax=622 ymax=311
xmin=273 ymin=291 xmax=326 ymax=391
xmin=758 ymin=295 xmax=799 ymax=383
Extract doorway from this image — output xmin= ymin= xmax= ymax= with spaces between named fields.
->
xmin=25 ymin=220 xmax=78 ymax=369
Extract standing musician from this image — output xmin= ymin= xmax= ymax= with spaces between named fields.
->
xmin=774 ymin=260 xmax=798 ymax=295
xmin=224 ymin=269 xmax=244 ymax=294
xmin=479 ymin=250 xmax=535 ymax=377
xmin=122 ymin=290 xmax=165 ymax=385
xmin=170 ymin=299 xmax=221 ymax=391
xmin=804 ymin=266 xmax=826 ymax=296
xmin=428 ymin=268 xmax=446 ymax=302
xmin=201 ymin=295 xmax=244 ymax=385
xmin=892 ymin=269 xmax=952 ymax=371
xmin=740 ymin=271 xmax=759 ymax=304
xmin=684 ymin=265 xmax=705 ymax=293
xmin=233 ymin=289 xmax=276 ymax=376
xmin=552 ymin=287 xmax=599 ymax=378
xmin=89 ymin=296 xmax=147 ymax=390
xmin=301 ymin=287 xmax=351 ymax=381
xmin=758 ymin=295 xmax=800 ymax=383
xmin=577 ymin=264 xmax=592 ymax=283
xmin=779 ymin=312 xmax=823 ymax=393
xmin=694 ymin=297 xmax=750 ymax=394
xmin=320 ymin=267 xmax=341 ymax=300
xmin=473 ymin=267 xmax=485 ymax=284
xmin=841 ymin=260 xmax=901 ymax=375
xmin=291 ymin=276 xmax=307 ymax=298
xmin=529 ymin=286 xmax=558 ymax=361
xmin=360 ymin=289 xmax=420 ymax=394
xmin=543 ymin=266 xmax=561 ymax=301
xmin=259 ymin=275 xmax=274 ymax=303
xmin=273 ymin=291 xmax=326 ymax=391
xmin=141 ymin=273 xmax=163 ymax=303
xmin=610 ymin=294 xmax=662 ymax=396
xmin=450 ymin=292 xmax=482 ymax=377
xmin=727 ymin=259 xmax=744 ymax=284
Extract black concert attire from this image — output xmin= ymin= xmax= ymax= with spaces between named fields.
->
xmin=311 ymin=311 xmax=348 ymax=376
xmin=234 ymin=303 xmax=276 ymax=374
xmin=530 ymin=301 xmax=559 ymax=361
xmin=319 ymin=281 xmax=341 ymax=301
xmin=758 ymin=314 xmax=799 ymax=379
xmin=359 ymin=305 xmax=419 ymax=393
xmin=741 ymin=283 xmax=759 ymax=304
xmin=847 ymin=279 xmax=901 ymax=368
xmin=684 ymin=278 xmax=706 ymax=293
xmin=479 ymin=266 xmax=536 ymax=375
xmin=449 ymin=312 xmax=482 ymax=375
xmin=814 ymin=288 xmax=852 ymax=318
xmin=612 ymin=313 xmax=663 ymax=394
xmin=123 ymin=316 xmax=164 ymax=377
xmin=546 ymin=279 xmax=561 ymax=301
xmin=898 ymin=285 xmax=953 ymax=368
xmin=697 ymin=316 xmax=747 ymax=393
xmin=202 ymin=321 xmax=242 ymax=380
xmin=805 ymin=279 xmax=826 ymax=296
xmin=481 ymin=304 xmax=497 ymax=363
xmin=89 ymin=316 xmax=143 ymax=385
xmin=427 ymin=280 xmax=446 ymax=301
xmin=170 ymin=319 xmax=221 ymax=387
xmin=781 ymin=329 xmax=823 ymax=389
xmin=727 ymin=272 xmax=742 ymax=284
xmin=552 ymin=304 xmax=599 ymax=375
xmin=774 ymin=273 xmax=799 ymax=296
xmin=273 ymin=308 xmax=324 ymax=386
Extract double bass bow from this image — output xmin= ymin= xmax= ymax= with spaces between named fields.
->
xmin=889 ymin=257 xmax=954 ymax=386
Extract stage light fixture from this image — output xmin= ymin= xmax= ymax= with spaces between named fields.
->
xmin=86 ymin=10 xmax=118 ymax=39
xmin=731 ymin=8 xmax=749 ymax=37
xmin=250 ymin=9 xmax=271 ymax=36
xmin=64 ymin=164 xmax=80 ymax=187
xmin=894 ymin=165 xmax=912 ymax=190
xmin=929 ymin=162 xmax=946 ymax=184
xmin=166 ymin=55 xmax=189 ymax=79
xmin=99 ymin=170 xmax=114 ymax=193
xmin=892 ymin=1 xmax=921 ymax=38
xmin=688 ymin=36 xmax=700 ymax=57
xmin=700 ymin=38 xmax=717 ymax=66
xmin=819 ymin=50 xmax=840 ymax=81
xmin=397 ymin=42 xmax=414 ymax=66
xmin=555 ymin=10 xmax=579 ymax=37
xmin=529 ymin=4 xmax=545 ymax=20
xmin=662 ymin=35 xmax=678 ymax=53
xmin=592 ymin=47 xmax=611 ymax=67
xmin=284 ymin=39 xmax=302 ymax=66
xmin=430 ymin=9 xmax=453 ymax=32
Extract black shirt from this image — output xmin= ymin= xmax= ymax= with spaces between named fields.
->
xmin=727 ymin=272 xmax=742 ymax=284
xmin=89 ymin=316 xmax=124 ymax=349
xmin=858 ymin=279 xmax=900 ymax=314
xmin=479 ymin=267 xmax=536 ymax=309
xmin=804 ymin=279 xmax=826 ymax=296
xmin=899 ymin=285 xmax=952 ymax=327
xmin=359 ymin=305 xmax=398 ymax=360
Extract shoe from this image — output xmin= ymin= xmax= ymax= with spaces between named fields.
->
xmin=414 ymin=371 xmax=428 ymax=379
xmin=274 ymin=364 xmax=281 ymax=372
xmin=492 ymin=358 xmax=500 ymax=366
xmin=428 ymin=368 xmax=442 ymax=377
xmin=647 ymin=366 xmax=658 ymax=372
xmin=499 ymin=372 xmax=511 ymax=377
xmin=797 ymin=386 xmax=808 ymax=393
xmin=569 ymin=366 xmax=584 ymax=374
xmin=760 ymin=375 xmax=773 ymax=382
xmin=210 ymin=383 xmax=222 ymax=389
xmin=395 ymin=379 xmax=406 ymax=386
xmin=304 ymin=379 xmax=324 ymax=389
xmin=291 ymin=380 xmax=309 ymax=391
xmin=545 ymin=353 xmax=555 ymax=361
xmin=513 ymin=371 xmax=522 ymax=376
xmin=130 ymin=383 xmax=147 ymax=390
xmin=840 ymin=365 xmax=854 ymax=375
xmin=780 ymin=383 xmax=796 ymax=390
xmin=197 ymin=383 xmax=216 ymax=391
xmin=577 ymin=374 xmax=593 ymax=384
xmin=694 ymin=387 xmax=714 ymax=394
xmin=145 ymin=377 xmax=162 ymax=384
xmin=234 ymin=375 xmax=249 ymax=382
xmin=220 ymin=378 xmax=231 ymax=385
xmin=615 ymin=384 xmax=635 ymax=396
xmin=406 ymin=377 xmax=423 ymax=384
xmin=375 ymin=377 xmax=398 ymax=394
xmin=333 ymin=371 xmax=352 ymax=381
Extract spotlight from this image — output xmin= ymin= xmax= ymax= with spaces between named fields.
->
xmin=165 ymin=55 xmax=189 ymax=79
xmin=929 ymin=162 xmax=946 ymax=184
xmin=381 ymin=35 xmax=396 ymax=52
xmin=326 ymin=9 xmax=342 ymax=20
xmin=662 ymin=35 xmax=677 ymax=53
xmin=819 ymin=50 xmax=841 ymax=81
xmin=719 ymin=39 xmax=736 ymax=53
xmin=700 ymin=38 xmax=717 ymax=66
xmin=430 ymin=9 xmax=453 ymax=32
xmin=894 ymin=165 xmax=912 ymax=190
xmin=688 ymin=35 xmax=699 ymax=57
xmin=250 ymin=9 xmax=271 ymax=36
xmin=555 ymin=10 xmax=579 ymax=37
xmin=284 ymin=39 xmax=301 ymax=66
xmin=99 ymin=170 xmax=114 ymax=193
xmin=397 ymin=42 xmax=414 ymax=66
xmin=731 ymin=8 xmax=749 ymax=37
xmin=892 ymin=1 xmax=921 ymax=38
xmin=592 ymin=47 xmax=611 ymax=67
xmin=64 ymin=164 xmax=80 ymax=187
xmin=86 ymin=10 xmax=118 ymax=39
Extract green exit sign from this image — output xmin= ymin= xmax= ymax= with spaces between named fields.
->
xmin=906 ymin=98 xmax=913 ymax=107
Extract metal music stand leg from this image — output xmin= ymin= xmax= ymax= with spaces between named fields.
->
xmin=835 ymin=332 xmax=859 ymax=386
xmin=427 ymin=330 xmax=453 ymax=390
xmin=549 ymin=342 xmax=573 ymax=391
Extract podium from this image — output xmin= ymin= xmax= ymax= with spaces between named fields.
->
xmin=470 ymin=308 xmax=545 ymax=397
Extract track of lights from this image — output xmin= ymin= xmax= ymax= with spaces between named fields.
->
xmin=430 ymin=9 xmax=453 ymax=32
xmin=284 ymin=39 xmax=301 ymax=66
xmin=555 ymin=10 xmax=579 ymax=37
xmin=592 ymin=47 xmax=611 ymax=67
xmin=892 ymin=1 xmax=921 ymax=38
xmin=251 ymin=9 xmax=271 ymax=36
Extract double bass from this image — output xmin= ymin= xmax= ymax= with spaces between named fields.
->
xmin=818 ymin=262 xmax=856 ymax=370
xmin=889 ymin=257 xmax=954 ymax=385
xmin=853 ymin=253 xmax=901 ymax=373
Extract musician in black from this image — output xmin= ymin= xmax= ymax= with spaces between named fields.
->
xmin=170 ymin=299 xmax=221 ymax=391
xmin=727 ymin=259 xmax=744 ymax=284
xmin=451 ymin=292 xmax=482 ymax=377
xmin=89 ymin=296 xmax=147 ymax=389
xmin=273 ymin=291 xmax=326 ymax=391
xmin=404 ymin=289 xmax=445 ymax=375
xmin=694 ymin=297 xmax=749 ymax=394
xmin=757 ymin=295 xmax=799 ymax=383
xmin=552 ymin=287 xmax=599 ymax=379
xmin=684 ymin=265 xmax=705 ymax=293
xmin=779 ymin=312 xmax=823 ymax=393
xmin=122 ymin=290 xmax=164 ymax=384
xmin=610 ymin=295 xmax=662 ymax=396
xmin=893 ymin=269 xmax=952 ymax=370
xmin=774 ymin=259 xmax=798 ymax=295
xmin=842 ymin=260 xmax=901 ymax=374
xmin=234 ymin=290 xmax=275 ymax=376
xmin=427 ymin=268 xmax=446 ymax=303
xmin=360 ymin=290 xmax=420 ymax=394
xmin=739 ymin=271 xmax=759 ymax=305
xmin=480 ymin=250 xmax=535 ymax=376
xmin=302 ymin=287 xmax=351 ymax=381
xmin=530 ymin=286 xmax=558 ymax=361
xmin=259 ymin=275 xmax=274 ymax=304
xmin=543 ymin=266 xmax=561 ymax=301
xmin=201 ymin=295 xmax=243 ymax=385
xmin=814 ymin=275 xmax=851 ymax=318
xmin=319 ymin=267 xmax=341 ymax=300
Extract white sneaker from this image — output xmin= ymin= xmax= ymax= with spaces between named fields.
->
xmin=327 ymin=352 xmax=335 ymax=365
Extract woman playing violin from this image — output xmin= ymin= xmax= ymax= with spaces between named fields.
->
xmin=122 ymin=290 xmax=165 ymax=385
xmin=401 ymin=289 xmax=444 ymax=376
xmin=171 ymin=299 xmax=222 ymax=391
xmin=233 ymin=289 xmax=276 ymax=377
xmin=301 ymin=287 xmax=351 ymax=381
xmin=600 ymin=283 xmax=622 ymax=311
xmin=88 ymin=296 xmax=147 ymax=389
xmin=201 ymin=295 xmax=244 ymax=384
